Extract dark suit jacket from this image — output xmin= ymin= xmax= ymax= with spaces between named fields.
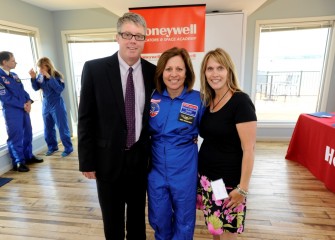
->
xmin=78 ymin=52 xmax=156 ymax=180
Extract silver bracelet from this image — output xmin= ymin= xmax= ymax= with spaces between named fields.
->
xmin=236 ymin=184 xmax=248 ymax=197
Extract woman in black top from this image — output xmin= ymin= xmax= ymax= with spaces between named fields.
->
xmin=197 ymin=48 xmax=257 ymax=240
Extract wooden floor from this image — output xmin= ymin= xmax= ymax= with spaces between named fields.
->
xmin=0 ymin=140 xmax=335 ymax=240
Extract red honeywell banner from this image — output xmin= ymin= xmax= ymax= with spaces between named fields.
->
xmin=130 ymin=5 xmax=205 ymax=54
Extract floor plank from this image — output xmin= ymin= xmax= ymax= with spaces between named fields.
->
xmin=0 ymin=140 xmax=335 ymax=239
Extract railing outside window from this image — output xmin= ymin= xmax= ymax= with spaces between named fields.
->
xmin=256 ymin=70 xmax=321 ymax=101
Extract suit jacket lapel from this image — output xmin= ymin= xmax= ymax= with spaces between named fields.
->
xmin=141 ymin=59 xmax=153 ymax=125
xmin=106 ymin=53 xmax=126 ymax=123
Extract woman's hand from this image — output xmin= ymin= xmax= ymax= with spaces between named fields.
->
xmin=28 ymin=68 xmax=36 ymax=79
xmin=40 ymin=69 xmax=50 ymax=78
xmin=226 ymin=188 xmax=245 ymax=209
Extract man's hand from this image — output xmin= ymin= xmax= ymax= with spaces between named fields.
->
xmin=24 ymin=101 xmax=32 ymax=113
xmin=82 ymin=171 xmax=96 ymax=179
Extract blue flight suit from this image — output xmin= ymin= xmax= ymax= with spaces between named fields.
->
xmin=0 ymin=69 xmax=34 ymax=165
xmin=148 ymin=87 xmax=205 ymax=240
xmin=31 ymin=74 xmax=73 ymax=154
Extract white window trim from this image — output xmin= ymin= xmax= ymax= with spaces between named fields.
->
xmin=0 ymin=20 xmax=42 ymax=57
xmin=0 ymin=20 xmax=44 ymax=150
xmin=61 ymin=28 xmax=118 ymax=136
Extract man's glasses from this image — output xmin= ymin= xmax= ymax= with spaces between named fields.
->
xmin=118 ymin=32 xmax=146 ymax=41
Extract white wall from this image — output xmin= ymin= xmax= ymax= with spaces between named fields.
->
xmin=205 ymin=13 xmax=245 ymax=84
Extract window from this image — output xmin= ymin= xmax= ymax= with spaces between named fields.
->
xmin=64 ymin=30 xmax=119 ymax=106
xmin=0 ymin=22 xmax=42 ymax=147
xmin=254 ymin=19 xmax=334 ymax=122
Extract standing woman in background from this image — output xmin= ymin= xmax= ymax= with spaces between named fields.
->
xmin=29 ymin=57 xmax=73 ymax=157
xmin=197 ymin=48 xmax=257 ymax=240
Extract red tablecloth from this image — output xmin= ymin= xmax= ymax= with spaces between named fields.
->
xmin=285 ymin=113 xmax=335 ymax=192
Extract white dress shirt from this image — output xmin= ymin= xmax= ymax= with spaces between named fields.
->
xmin=118 ymin=53 xmax=145 ymax=142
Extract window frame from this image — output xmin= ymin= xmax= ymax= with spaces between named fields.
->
xmin=0 ymin=20 xmax=42 ymax=148
xmin=252 ymin=16 xmax=335 ymax=126
xmin=61 ymin=28 xmax=119 ymax=135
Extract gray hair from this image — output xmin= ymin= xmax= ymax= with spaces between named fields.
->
xmin=117 ymin=12 xmax=147 ymax=33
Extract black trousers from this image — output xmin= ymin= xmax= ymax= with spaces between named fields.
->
xmin=96 ymin=150 xmax=147 ymax=240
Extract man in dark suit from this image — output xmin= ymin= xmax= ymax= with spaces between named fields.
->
xmin=78 ymin=12 xmax=156 ymax=240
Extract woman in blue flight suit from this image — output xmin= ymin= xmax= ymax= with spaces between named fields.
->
xmin=29 ymin=57 xmax=73 ymax=157
xmin=0 ymin=51 xmax=43 ymax=172
xmin=148 ymin=47 xmax=205 ymax=240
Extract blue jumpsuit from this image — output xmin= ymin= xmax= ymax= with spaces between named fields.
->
xmin=31 ymin=74 xmax=73 ymax=154
xmin=148 ymin=87 xmax=204 ymax=240
xmin=0 ymin=69 xmax=34 ymax=165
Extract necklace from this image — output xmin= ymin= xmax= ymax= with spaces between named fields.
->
xmin=210 ymin=88 xmax=230 ymax=113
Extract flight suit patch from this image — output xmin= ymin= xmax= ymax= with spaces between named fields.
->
xmin=2 ymin=78 xmax=10 ymax=84
xmin=37 ymin=75 xmax=44 ymax=83
xmin=150 ymin=98 xmax=161 ymax=117
xmin=178 ymin=102 xmax=198 ymax=124
xmin=0 ymin=83 xmax=5 ymax=95
xmin=14 ymin=75 xmax=21 ymax=83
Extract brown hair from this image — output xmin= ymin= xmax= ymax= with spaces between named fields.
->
xmin=154 ymin=47 xmax=195 ymax=94
xmin=0 ymin=51 xmax=13 ymax=66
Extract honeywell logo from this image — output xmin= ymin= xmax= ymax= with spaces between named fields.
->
xmin=146 ymin=24 xmax=197 ymax=37
xmin=325 ymin=146 xmax=335 ymax=166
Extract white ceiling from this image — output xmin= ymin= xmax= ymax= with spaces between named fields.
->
xmin=20 ymin=0 xmax=268 ymax=16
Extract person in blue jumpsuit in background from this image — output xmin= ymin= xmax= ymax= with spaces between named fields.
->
xmin=29 ymin=57 xmax=73 ymax=157
xmin=0 ymin=51 xmax=43 ymax=172
xmin=148 ymin=47 xmax=205 ymax=240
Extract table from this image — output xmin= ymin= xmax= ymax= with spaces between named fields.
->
xmin=285 ymin=113 xmax=335 ymax=193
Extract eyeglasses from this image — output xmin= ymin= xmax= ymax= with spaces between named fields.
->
xmin=118 ymin=32 xmax=146 ymax=41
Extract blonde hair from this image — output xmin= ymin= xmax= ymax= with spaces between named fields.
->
xmin=37 ymin=57 xmax=64 ymax=79
xmin=200 ymin=48 xmax=241 ymax=106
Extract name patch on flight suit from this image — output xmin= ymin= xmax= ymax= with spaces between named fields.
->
xmin=178 ymin=102 xmax=198 ymax=124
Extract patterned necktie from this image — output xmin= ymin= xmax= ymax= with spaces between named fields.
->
xmin=125 ymin=67 xmax=135 ymax=148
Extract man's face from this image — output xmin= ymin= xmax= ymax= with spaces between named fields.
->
xmin=3 ymin=56 xmax=17 ymax=71
xmin=116 ymin=22 xmax=146 ymax=66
